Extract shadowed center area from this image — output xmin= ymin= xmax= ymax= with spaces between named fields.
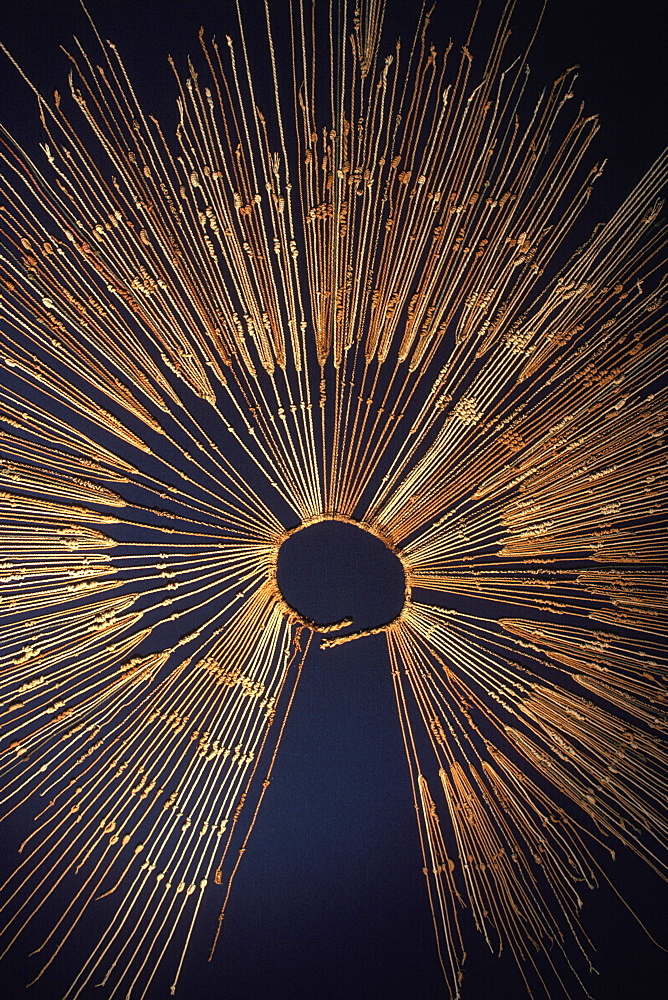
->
xmin=276 ymin=519 xmax=406 ymax=633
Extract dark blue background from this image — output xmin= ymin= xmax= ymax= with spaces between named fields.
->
xmin=0 ymin=2 xmax=666 ymax=999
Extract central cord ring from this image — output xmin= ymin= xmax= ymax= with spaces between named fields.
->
xmin=270 ymin=514 xmax=410 ymax=645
